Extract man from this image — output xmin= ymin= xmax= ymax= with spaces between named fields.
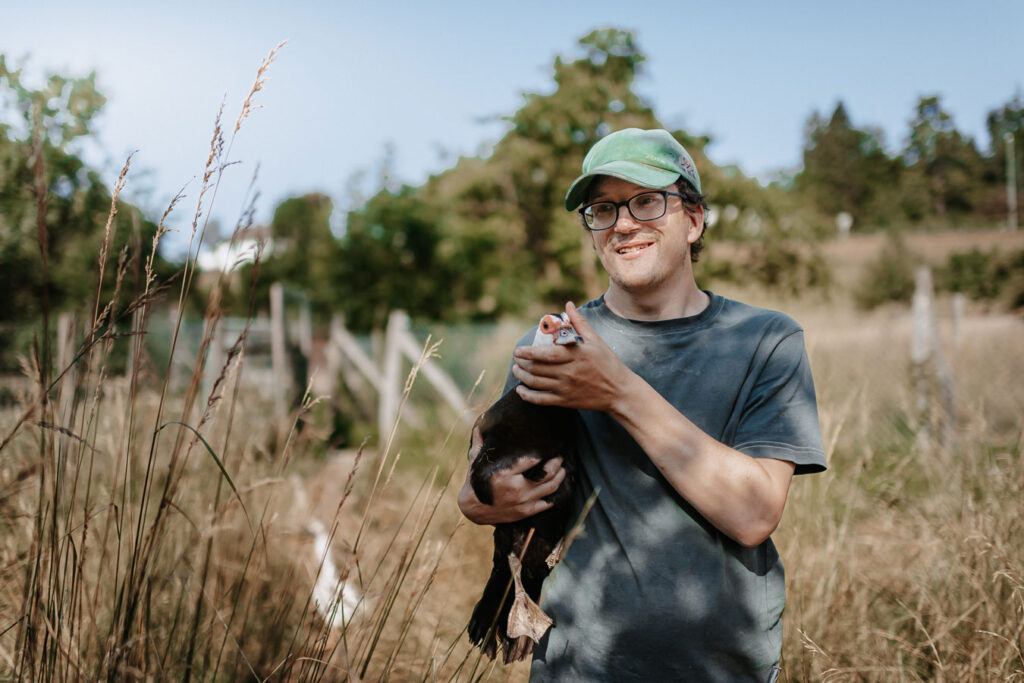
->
xmin=458 ymin=128 xmax=827 ymax=681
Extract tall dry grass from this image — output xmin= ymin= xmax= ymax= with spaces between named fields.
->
xmin=2 ymin=43 xmax=1023 ymax=682
xmin=0 ymin=44 xmax=521 ymax=682
xmin=776 ymin=300 xmax=1024 ymax=681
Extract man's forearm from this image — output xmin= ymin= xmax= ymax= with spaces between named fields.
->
xmin=608 ymin=373 xmax=795 ymax=547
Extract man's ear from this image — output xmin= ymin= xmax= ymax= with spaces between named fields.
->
xmin=686 ymin=206 xmax=706 ymax=245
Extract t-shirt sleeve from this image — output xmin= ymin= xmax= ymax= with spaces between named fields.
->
xmin=731 ymin=329 xmax=827 ymax=475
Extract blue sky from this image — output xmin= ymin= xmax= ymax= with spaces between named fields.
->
xmin=4 ymin=0 xmax=1021 ymax=253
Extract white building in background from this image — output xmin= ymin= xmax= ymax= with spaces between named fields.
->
xmin=196 ymin=226 xmax=274 ymax=272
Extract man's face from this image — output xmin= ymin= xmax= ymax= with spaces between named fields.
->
xmin=586 ymin=176 xmax=704 ymax=299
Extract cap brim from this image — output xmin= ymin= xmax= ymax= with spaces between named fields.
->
xmin=563 ymin=161 xmax=681 ymax=211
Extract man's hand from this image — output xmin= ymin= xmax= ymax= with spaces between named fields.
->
xmin=457 ymin=425 xmax=566 ymax=525
xmin=512 ymin=301 xmax=635 ymax=413
xmin=512 ymin=300 xmax=796 ymax=547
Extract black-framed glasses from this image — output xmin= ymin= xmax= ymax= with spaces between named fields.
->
xmin=578 ymin=190 xmax=685 ymax=231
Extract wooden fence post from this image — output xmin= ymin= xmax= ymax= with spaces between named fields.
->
xmin=910 ymin=267 xmax=956 ymax=451
xmin=270 ymin=282 xmax=288 ymax=416
xmin=952 ymin=293 xmax=965 ymax=348
xmin=324 ymin=310 xmax=472 ymax=441
xmin=298 ymin=299 xmax=313 ymax=358
xmin=317 ymin=317 xmax=343 ymax=398
xmin=394 ymin=326 xmax=473 ymax=424
xmin=56 ymin=312 xmax=74 ymax=376
xmin=379 ymin=310 xmax=406 ymax=439
xmin=126 ymin=308 xmax=142 ymax=380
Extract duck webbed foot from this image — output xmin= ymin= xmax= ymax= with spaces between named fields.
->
xmin=506 ymin=553 xmax=553 ymax=644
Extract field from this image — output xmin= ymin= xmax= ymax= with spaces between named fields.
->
xmin=773 ymin=296 xmax=1024 ymax=681
xmin=2 ymin=51 xmax=1023 ymax=679
xmin=1 ymin=223 xmax=1022 ymax=682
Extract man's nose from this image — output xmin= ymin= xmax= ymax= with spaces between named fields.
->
xmin=612 ymin=204 xmax=641 ymax=232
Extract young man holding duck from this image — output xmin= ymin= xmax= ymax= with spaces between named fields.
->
xmin=459 ymin=128 xmax=827 ymax=682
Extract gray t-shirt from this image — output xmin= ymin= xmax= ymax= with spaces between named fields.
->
xmin=504 ymin=293 xmax=827 ymax=682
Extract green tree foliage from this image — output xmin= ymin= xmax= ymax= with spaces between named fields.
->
xmin=487 ymin=29 xmax=661 ymax=289
xmin=853 ymin=234 xmax=918 ymax=309
xmin=428 ymin=28 xmax=676 ymax=308
xmin=903 ymin=95 xmax=984 ymax=219
xmin=0 ymin=56 xmax=167 ymax=368
xmin=796 ymin=102 xmax=901 ymax=228
xmin=335 ymin=186 xmax=461 ymax=331
xmin=795 ymin=94 xmax=1018 ymax=230
xmin=982 ymin=94 xmax=1024 ymax=220
xmin=267 ymin=35 xmax=1020 ymax=328
xmin=2 ymin=56 xmax=106 ymax=320
xmin=418 ymin=156 xmax=535 ymax=318
xmin=258 ymin=192 xmax=340 ymax=315
xmin=333 ymin=29 xmax=758 ymax=326
xmin=938 ymin=246 xmax=1024 ymax=307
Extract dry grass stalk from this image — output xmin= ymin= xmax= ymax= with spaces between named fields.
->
xmin=775 ymin=300 xmax=1024 ymax=681
xmin=4 ymin=42 xmax=1023 ymax=683
xmin=2 ymin=43 xmax=501 ymax=679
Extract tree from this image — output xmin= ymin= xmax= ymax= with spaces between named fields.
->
xmin=984 ymin=93 xmax=1024 ymax=208
xmin=796 ymin=102 xmax=900 ymax=228
xmin=461 ymin=29 xmax=714 ymax=305
xmin=0 ymin=56 xmax=166 ymax=368
xmin=334 ymin=186 xmax=459 ymax=331
xmin=903 ymin=95 xmax=984 ymax=219
xmin=258 ymin=192 xmax=339 ymax=315
xmin=332 ymin=29 xmax=787 ymax=327
xmin=335 ymin=29 xmax=679 ymax=324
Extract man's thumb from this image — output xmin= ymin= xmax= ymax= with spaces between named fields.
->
xmin=565 ymin=301 xmax=594 ymax=342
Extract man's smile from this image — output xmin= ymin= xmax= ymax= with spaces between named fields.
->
xmin=614 ymin=240 xmax=655 ymax=257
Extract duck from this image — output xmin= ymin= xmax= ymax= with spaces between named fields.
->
xmin=467 ymin=313 xmax=581 ymax=663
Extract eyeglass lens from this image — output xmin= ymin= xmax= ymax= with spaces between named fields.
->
xmin=585 ymin=192 xmax=666 ymax=230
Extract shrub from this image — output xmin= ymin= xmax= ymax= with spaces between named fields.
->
xmin=1003 ymin=249 xmax=1024 ymax=309
xmin=938 ymin=247 xmax=1003 ymax=299
xmin=937 ymin=246 xmax=1024 ymax=309
xmin=854 ymin=234 xmax=917 ymax=309
xmin=747 ymin=242 xmax=832 ymax=296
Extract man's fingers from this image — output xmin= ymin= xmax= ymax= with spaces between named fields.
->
xmin=522 ymin=499 xmax=554 ymax=516
xmin=542 ymin=457 xmax=564 ymax=478
xmin=516 ymin=354 xmax=577 ymax=377
xmin=535 ymin=464 xmax=566 ymax=497
xmin=505 ymin=454 xmax=544 ymax=474
xmin=466 ymin=425 xmax=483 ymax=462
xmin=511 ymin=364 xmax=563 ymax=392
xmin=518 ymin=460 xmax=566 ymax=503
xmin=514 ymin=343 xmax=574 ymax=364
xmin=515 ymin=384 xmax=562 ymax=406
xmin=476 ymin=455 xmax=567 ymax=521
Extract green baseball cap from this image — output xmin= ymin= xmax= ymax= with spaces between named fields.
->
xmin=564 ymin=128 xmax=702 ymax=211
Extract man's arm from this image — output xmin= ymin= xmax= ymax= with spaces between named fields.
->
xmin=511 ymin=302 xmax=796 ymax=548
xmin=457 ymin=425 xmax=567 ymax=525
